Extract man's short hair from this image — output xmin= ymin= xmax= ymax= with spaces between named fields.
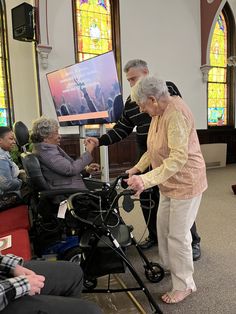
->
xmin=123 ymin=59 xmax=148 ymax=73
xmin=0 ymin=126 xmax=11 ymax=139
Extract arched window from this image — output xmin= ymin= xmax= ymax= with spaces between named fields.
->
xmin=72 ymin=0 xmax=121 ymax=130
xmin=0 ymin=1 xmax=13 ymax=127
xmin=74 ymin=0 xmax=112 ymax=61
xmin=72 ymin=0 xmax=121 ymax=76
xmin=208 ymin=4 xmax=235 ymax=127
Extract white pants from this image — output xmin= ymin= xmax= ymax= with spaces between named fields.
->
xmin=157 ymin=193 xmax=202 ymax=291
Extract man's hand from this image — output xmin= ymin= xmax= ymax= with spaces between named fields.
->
xmin=84 ymin=140 xmax=97 ymax=154
xmin=86 ymin=163 xmax=100 ymax=174
xmin=12 ymin=265 xmax=45 ymax=296
xmin=126 ymin=175 xmax=145 ymax=196
xmin=84 ymin=137 xmax=99 ymax=147
xmin=126 ymin=167 xmax=140 ymax=177
xmin=26 ymin=274 xmax=45 ymax=296
xmin=12 ymin=265 xmax=35 ymax=277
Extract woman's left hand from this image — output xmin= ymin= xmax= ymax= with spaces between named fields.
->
xmin=86 ymin=163 xmax=100 ymax=174
xmin=126 ymin=175 xmax=145 ymax=196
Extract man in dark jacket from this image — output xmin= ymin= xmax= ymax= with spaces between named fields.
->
xmin=85 ymin=59 xmax=201 ymax=261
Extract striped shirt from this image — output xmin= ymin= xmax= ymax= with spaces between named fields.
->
xmin=98 ymin=81 xmax=181 ymax=157
xmin=0 ymin=254 xmax=30 ymax=310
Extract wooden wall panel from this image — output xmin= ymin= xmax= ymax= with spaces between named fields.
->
xmin=197 ymin=128 xmax=236 ymax=164
xmin=60 ymin=133 xmax=138 ymax=178
xmin=60 ymin=129 xmax=236 ymax=179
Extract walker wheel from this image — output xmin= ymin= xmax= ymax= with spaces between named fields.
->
xmin=145 ymin=262 xmax=165 ymax=283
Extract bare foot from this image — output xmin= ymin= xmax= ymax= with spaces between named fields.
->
xmin=161 ymin=289 xmax=192 ymax=304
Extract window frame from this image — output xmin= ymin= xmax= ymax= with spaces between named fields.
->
xmin=207 ymin=3 xmax=235 ymax=129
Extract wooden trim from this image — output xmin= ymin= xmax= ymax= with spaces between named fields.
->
xmin=71 ymin=0 xmax=78 ymax=63
xmin=60 ymin=128 xmax=236 ymax=179
xmin=224 ymin=3 xmax=236 ymax=127
xmin=110 ymin=0 xmax=122 ymax=84
xmin=206 ymin=3 xmax=236 ymax=128
xmin=197 ymin=128 xmax=236 ymax=163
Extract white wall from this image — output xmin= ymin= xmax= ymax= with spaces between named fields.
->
xmin=227 ymin=0 xmax=236 ymax=17
xmin=119 ymin=0 xmax=207 ymax=129
xmin=36 ymin=0 xmax=77 ymax=134
xmin=6 ymin=0 xmax=236 ymax=131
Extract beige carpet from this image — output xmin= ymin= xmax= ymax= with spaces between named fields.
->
xmin=84 ymin=164 xmax=236 ymax=313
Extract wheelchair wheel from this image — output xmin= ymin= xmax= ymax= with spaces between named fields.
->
xmin=83 ymin=278 xmax=97 ymax=290
xmin=62 ymin=246 xmax=83 ymax=263
xmin=144 ymin=262 xmax=165 ymax=283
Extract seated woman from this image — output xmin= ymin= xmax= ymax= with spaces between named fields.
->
xmin=30 ymin=117 xmax=97 ymax=191
xmin=0 ymin=126 xmax=23 ymax=194
xmin=0 ymin=127 xmax=28 ymax=209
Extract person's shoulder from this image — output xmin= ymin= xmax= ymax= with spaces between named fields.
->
xmin=34 ymin=143 xmax=58 ymax=154
xmin=0 ymin=155 xmax=7 ymax=161
xmin=125 ymin=95 xmax=138 ymax=109
xmin=166 ymin=81 xmax=178 ymax=90
xmin=169 ymin=98 xmax=193 ymax=120
xmin=0 ymin=149 xmax=8 ymax=160
xmin=166 ymin=81 xmax=181 ymax=97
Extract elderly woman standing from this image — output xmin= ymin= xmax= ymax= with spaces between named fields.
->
xmin=126 ymin=76 xmax=207 ymax=304
xmin=31 ymin=116 xmax=97 ymax=190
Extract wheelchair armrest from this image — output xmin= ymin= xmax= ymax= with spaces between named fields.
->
xmin=3 ymin=190 xmax=22 ymax=199
xmin=83 ymin=177 xmax=109 ymax=190
xmin=38 ymin=188 xmax=89 ymax=199
xmin=0 ymin=190 xmax=23 ymax=212
xmin=83 ymin=177 xmax=104 ymax=184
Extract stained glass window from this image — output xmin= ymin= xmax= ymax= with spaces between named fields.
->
xmin=208 ymin=13 xmax=227 ymax=126
xmin=74 ymin=0 xmax=113 ymax=62
xmin=73 ymin=0 xmax=121 ymax=130
xmin=0 ymin=1 xmax=11 ymax=127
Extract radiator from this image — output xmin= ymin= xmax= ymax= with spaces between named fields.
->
xmin=200 ymin=143 xmax=227 ymax=169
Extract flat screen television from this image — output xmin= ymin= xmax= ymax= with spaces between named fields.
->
xmin=46 ymin=51 xmax=124 ymax=126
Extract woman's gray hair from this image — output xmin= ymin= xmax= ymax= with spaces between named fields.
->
xmin=131 ymin=76 xmax=169 ymax=104
xmin=31 ymin=116 xmax=59 ymax=143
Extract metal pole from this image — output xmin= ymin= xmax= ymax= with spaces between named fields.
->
xmin=99 ymin=124 xmax=109 ymax=182
xmin=79 ymin=125 xmax=86 ymax=154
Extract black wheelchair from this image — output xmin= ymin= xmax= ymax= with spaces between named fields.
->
xmin=13 ymin=121 xmax=164 ymax=313
xmin=13 ymin=121 xmax=88 ymax=260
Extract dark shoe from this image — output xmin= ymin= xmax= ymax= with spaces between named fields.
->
xmin=139 ymin=237 xmax=157 ymax=250
xmin=192 ymin=242 xmax=201 ymax=261
xmin=232 ymin=185 xmax=236 ymax=195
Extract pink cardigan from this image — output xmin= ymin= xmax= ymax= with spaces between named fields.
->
xmin=136 ymin=96 xmax=207 ymax=200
